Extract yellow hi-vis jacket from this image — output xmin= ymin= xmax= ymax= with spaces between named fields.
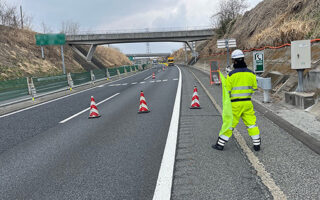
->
xmin=226 ymin=68 xmax=257 ymax=101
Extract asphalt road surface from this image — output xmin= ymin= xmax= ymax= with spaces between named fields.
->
xmin=0 ymin=65 xmax=179 ymax=199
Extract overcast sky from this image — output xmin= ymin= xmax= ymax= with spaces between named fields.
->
xmin=8 ymin=0 xmax=263 ymax=54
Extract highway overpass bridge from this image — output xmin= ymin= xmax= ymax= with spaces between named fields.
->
xmin=66 ymin=29 xmax=214 ymax=62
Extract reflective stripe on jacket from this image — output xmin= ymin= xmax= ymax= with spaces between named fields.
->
xmin=227 ymin=68 xmax=257 ymax=101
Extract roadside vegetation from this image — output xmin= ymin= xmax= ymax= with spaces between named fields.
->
xmin=0 ymin=0 xmax=131 ymax=81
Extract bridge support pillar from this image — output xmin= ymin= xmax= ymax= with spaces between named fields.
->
xmin=87 ymin=44 xmax=97 ymax=62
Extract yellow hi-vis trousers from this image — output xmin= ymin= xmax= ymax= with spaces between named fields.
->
xmin=221 ymin=101 xmax=260 ymax=140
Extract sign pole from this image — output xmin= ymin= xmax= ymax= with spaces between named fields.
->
xmin=61 ymin=45 xmax=66 ymax=74
xmin=225 ymin=40 xmax=230 ymax=68
xmin=296 ymin=69 xmax=304 ymax=92
xmin=41 ymin=46 xmax=45 ymax=59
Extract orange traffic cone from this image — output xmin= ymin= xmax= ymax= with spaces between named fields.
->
xmin=190 ymin=86 xmax=201 ymax=109
xmin=152 ymin=72 xmax=155 ymax=79
xmin=89 ymin=96 xmax=101 ymax=118
xmin=138 ymin=91 xmax=150 ymax=113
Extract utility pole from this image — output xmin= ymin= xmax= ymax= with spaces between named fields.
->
xmin=20 ymin=5 xmax=23 ymax=29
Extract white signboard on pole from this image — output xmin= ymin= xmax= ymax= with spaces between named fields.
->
xmin=217 ymin=39 xmax=237 ymax=49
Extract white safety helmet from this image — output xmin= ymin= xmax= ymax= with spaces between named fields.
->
xmin=231 ymin=49 xmax=244 ymax=59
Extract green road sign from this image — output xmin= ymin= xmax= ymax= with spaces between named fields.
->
xmin=253 ymin=51 xmax=264 ymax=73
xmin=35 ymin=34 xmax=66 ymax=46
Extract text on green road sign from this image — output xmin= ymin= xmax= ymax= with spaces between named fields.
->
xmin=35 ymin=34 xmax=66 ymax=46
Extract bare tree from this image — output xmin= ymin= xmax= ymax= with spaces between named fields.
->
xmin=40 ymin=21 xmax=52 ymax=33
xmin=212 ymin=0 xmax=248 ymax=37
xmin=0 ymin=1 xmax=32 ymax=29
xmin=60 ymin=21 xmax=80 ymax=35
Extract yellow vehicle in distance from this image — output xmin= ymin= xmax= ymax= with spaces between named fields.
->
xmin=167 ymin=57 xmax=174 ymax=66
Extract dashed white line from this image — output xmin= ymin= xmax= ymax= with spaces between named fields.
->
xmin=121 ymin=83 xmax=128 ymax=86
xmin=173 ymin=78 xmax=178 ymax=81
xmin=144 ymin=75 xmax=152 ymax=80
xmin=140 ymin=81 xmax=146 ymax=84
xmin=162 ymin=79 xmax=168 ymax=82
xmin=131 ymin=82 xmax=137 ymax=85
xmin=156 ymin=80 xmax=162 ymax=83
xmin=109 ymin=84 xmax=121 ymax=87
xmin=150 ymin=81 xmax=155 ymax=83
xmin=59 ymin=93 xmax=120 ymax=124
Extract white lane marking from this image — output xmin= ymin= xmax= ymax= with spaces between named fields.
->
xmin=191 ymin=71 xmax=287 ymax=200
xmin=98 ymin=84 xmax=105 ymax=88
xmin=156 ymin=80 xmax=162 ymax=83
xmin=131 ymin=82 xmax=137 ymax=85
xmin=173 ymin=78 xmax=178 ymax=81
xmin=150 ymin=81 xmax=155 ymax=83
xmin=140 ymin=81 xmax=146 ymax=84
xmin=144 ymin=75 xmax=152 ymax=80
xmin=153 ymin=66 xmax=182 ymax=200
xmin=0 ymin=68 xmax=151 ymax=119
xmin=59 ymin=93 xmax=120 ymax=124
xmin=162 ymin=79 xmax=168 ymax=82
xmin=121 ymin=83 xmax=128 ymax=86
xmin=109 ymin=83 xmax=121 ymax=87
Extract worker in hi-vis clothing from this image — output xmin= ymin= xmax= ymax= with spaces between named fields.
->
xmin=212 ymin=49 xmax=261 ymax=151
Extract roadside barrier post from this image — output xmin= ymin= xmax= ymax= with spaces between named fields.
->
xmin=106 ymin=68 xmax=110 ymax=80
xmin=124 ymin=67 xmax=127 ymax=74
xmin=117 ymin=69 xmax=121 ymax=77
xmin=27 ymin=77 xmax=36 ymax=100
xmin=67 ymin=73 xmax=74 ymax=90
xmin=90 ymin=70 xmax=95 ymax=85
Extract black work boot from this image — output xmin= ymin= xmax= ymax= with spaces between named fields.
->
xmin=212 ymin=143 xmax=224 ymax=151
xmin=212 ymin=137 xmax=227 ymax=151
xmin=253 ymin=145 xmax=260 ymax=151
xmin=252 ymin=138 xmax=261 ymax=151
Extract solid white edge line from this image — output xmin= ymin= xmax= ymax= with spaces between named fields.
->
xmin=153 ymin=66 xmax=182 ymax=200
xmin=0 ymin=68 xmax=151 ymax=119
xmin=59 ymin=93 xmax=120 ymax=123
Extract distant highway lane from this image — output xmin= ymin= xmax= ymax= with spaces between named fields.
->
xmin=0 ymin=65 xmax=180 ymax=199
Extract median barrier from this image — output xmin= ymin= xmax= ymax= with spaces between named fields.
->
xmin=32 ymin=74 xmax=68 ymax=94
xmin=71 ymin=71 xmax=91 ymax=86
xmin=131 ymin=65 xmax=136 ymax=71
xmin=118 ymin=66 xmax=125 ymax=74
xmin=108 ymin=68 xmax=118 ymax=77
xmin=93 ymin=69 xmax=106 ymax=80
xmin=125 ymin=66 xmax=131 ymax=73
xmin=0 ymin=78 xmax=29 ymax=102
